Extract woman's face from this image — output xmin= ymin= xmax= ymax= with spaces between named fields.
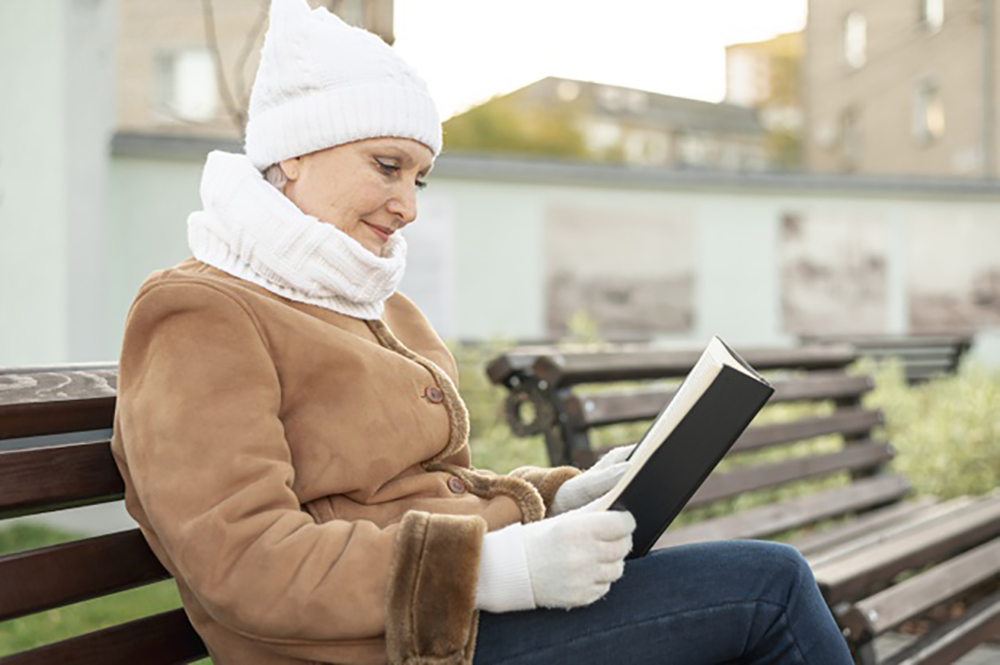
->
xmin=279 ymin=137 xmax=434 ymax=256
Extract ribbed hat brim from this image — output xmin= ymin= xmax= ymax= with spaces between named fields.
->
xmin=245 ymin=83 xmax=443 ymax=169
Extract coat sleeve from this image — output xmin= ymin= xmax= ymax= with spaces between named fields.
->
xmin=507 ymin=465 xmax=582 ymax=514
xmin=116 ymin=279 xmax=484 ymax=663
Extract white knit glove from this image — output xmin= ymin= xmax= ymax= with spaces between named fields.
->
xmin=474 ymin=506 xmax=636 ymax=613
xmin=549 ymin=444 xmax=636 ymax=516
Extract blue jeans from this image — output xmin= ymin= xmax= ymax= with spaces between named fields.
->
xmin=474 ymin=540 xmax=854 ymax=665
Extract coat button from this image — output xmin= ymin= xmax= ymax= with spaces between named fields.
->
xmin=424 ymin=386 xmax=444 ymax=404
xmin=447 ymin=476 xmax=466 ymax=493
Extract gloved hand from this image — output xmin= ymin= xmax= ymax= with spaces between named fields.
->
xmin=549 ymin=444 xmax=636 ymax=516
xmin=475 ymin=505 xmax=636 ymax=613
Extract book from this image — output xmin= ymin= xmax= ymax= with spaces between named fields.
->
xmin=591 ymin=336 xmax=775 ymax=558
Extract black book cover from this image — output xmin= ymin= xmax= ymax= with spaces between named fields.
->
xmin=611 ymin=365 xmax=775 ymax=558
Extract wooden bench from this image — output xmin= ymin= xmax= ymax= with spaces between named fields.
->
xmin=487 ymin=344 xmax=1000 ymax=664
xmin=803 ymin=334 xmax=974 ymax=384
xmin=0 ymin=364 xmax=208 ymax=665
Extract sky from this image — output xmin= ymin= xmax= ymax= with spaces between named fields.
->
xmin=393 ymin=0 xmax=808 ymax=119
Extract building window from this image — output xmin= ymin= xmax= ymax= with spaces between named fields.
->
xmin=556 ymin=80 xmax=581 ymax=102
xmin=919 ymin=0 xmax=944 ymax=33
xmin=597 ymin=86 xmax=626 ymax=112
xmin=583 ymin=119 xmax=623 ymax=154
xmin=913 ymin=80 xmax=945 ymax=144
xmin=840 ymin=107 xmax=862 ymax=170
xmin=678 ymin=133 xmax=713 ymax=167
xmin=155 ymin=48 xmax=218 ymax=122
xmin=843 ymin=12 xmax=867 ymax=69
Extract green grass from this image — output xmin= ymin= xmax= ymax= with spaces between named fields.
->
xmin=0 ymin=523 xmax=202 ymax=659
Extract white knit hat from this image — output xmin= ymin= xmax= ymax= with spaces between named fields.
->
xmin=244 ymin=0 xmax=442 ymax=170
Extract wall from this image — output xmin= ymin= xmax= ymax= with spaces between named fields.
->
xmin=99 ymin=143 xmax=1000 ymax=364
xmin=0 ymin=0 xmax=116 ymax=367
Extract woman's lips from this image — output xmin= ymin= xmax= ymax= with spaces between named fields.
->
xmin=363 ymin=221 xmax=393 ymax=242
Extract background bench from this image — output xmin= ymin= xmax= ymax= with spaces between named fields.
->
xmin=803 ymin=334 xmax=974 ymax=385
xmin=0 ymin=365 xmax=208 ymax=665
xmin=487 ymin=343 xmax=1000 ymax=664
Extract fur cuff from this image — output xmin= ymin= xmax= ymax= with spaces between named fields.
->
xmin=386 ymin=511 xmax=487 ymax=664
xmin=430 ymin=463 xmax=545 ymax=524
xmin=508 ymin=466 xmax=583 ymax=514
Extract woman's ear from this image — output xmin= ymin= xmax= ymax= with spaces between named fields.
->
xmin=280 ymin=157 xmax=302 ymax=181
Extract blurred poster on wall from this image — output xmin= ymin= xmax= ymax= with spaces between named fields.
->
xmin=908 ymin=217 xmax=1000 ymax=331
xmin=545 ymin=206 xmax=695 ymax=339
xmin=780 ymin=212 xmax=888 ymax=335
xmin=399 ymin=195 xmax=455 ymax=337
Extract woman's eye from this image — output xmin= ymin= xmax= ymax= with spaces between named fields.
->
xmin=376 ymin=158 xmax=427 ymax=190
xmin=375 ymin=159 xmax=399 ymax=174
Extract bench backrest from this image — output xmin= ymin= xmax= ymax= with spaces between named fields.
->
xmin=487 ymin=344 xmax=911 ymax=543
xmin=802 ymin=334 xmax=973 ymax=384
xmin=0 ymin=365 xmax=207 ymax=665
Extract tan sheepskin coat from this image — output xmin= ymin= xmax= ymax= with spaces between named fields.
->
xmin=110 ymin=258 xmax=580 ymax=664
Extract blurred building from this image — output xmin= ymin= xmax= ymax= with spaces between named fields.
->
xmin=445 ymin=77 xmax=769 ymax=171
xmin=117 ymin=0 xmax=393 ymax=140
xmin=6 ymin=0 xmax=1000 ymax=368
xmin=725 ymin=31 xmax=804 ymax=169
xmin=805 ymin=0 xmax=1000 ymax=177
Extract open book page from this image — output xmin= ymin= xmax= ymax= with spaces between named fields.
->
xmin=591 ymin=337 xmax=727 ymax=511
xmin=713 ymin=337 xmax=763 ymax=381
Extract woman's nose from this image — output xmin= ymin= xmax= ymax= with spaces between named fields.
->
xmin=386 ymin=186 xmax=417 ymax=224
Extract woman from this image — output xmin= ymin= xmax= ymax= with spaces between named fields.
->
xmin=111 ymin=1 xmax=855 ymax=663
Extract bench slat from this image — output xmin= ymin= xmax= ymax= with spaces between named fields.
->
xmin=485 ymin=351 xmax=548 ymax=386
xmin=0 ymin=607 xmax=207 ymax=665
xmin=0 ymin=441 xmax=123 ymax=519
xmin=0 ymin=400 xmax=115 ymax=441
xmin=804 ymin=497 xmax=979 ymax=567
xmin=810 ymin=334 xmax=972 ymax=351
xmin=854 ymin=537 xmax=1000 ymax=637
xmin=688 ymin=441 xmax=894 ymax=508
xmin=532 ymin=345 xmax=857 ymax=387
xmin=565 ymin=373 xmax=874 ymax=428
xmin=0 ymin=368 xmax=117 ymax=441
xmin=791 ymin=497 xmax=946 ymax=557
xmin=863 ymin=348 xmax=958 ymax=361
xmin=655 ymin=474 xmax=913 ymax=548
xmin=814 ymin=493 xmax=1000 ymax=604
xmin=0 ymin=529 xmax=170 ymax=622
xmin=732 ymin=408 xmax=882 ymax=453
xmin=880 ymin=587 xmax=1000 ymax=665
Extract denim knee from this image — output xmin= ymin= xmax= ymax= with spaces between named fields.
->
xmin=738 ymin=541 xmax=815 ymax=598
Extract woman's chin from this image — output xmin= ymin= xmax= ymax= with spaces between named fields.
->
xmin=361 ymin=238 xmax=385 ymax=257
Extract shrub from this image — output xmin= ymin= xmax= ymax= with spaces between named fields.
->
xmin=862 ymin=359 xmax=1000 ymax=499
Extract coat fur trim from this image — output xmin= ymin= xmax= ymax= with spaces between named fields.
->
xmin=367 ymin=320 xmax=470 ymax=464
xmin=386 ymin=511 xmax=487 ymax=665
xmin=509 ymin=466 xmax=583 ymax=513
xmin=426 ymin=463 xmax=546 ymax=524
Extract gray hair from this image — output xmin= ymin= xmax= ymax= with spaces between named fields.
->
xmin=262 ymin=163 xmax=288 ymax=190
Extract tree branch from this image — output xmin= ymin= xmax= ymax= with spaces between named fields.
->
xmin=201 ymin=0 xmax=247 ymax=135
xmin=235 ymin=0 xmax=269 ymax=113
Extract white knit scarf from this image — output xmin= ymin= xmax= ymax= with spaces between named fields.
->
xmin=187 ymin=150 xmax=407 ymax=320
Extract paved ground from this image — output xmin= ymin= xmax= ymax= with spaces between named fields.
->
xmin=875 ymin=631 xmax=1000 ymax=664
